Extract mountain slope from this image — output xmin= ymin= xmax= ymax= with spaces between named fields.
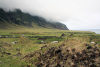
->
xmin=0 ymin=8 xmax=68 ymax=30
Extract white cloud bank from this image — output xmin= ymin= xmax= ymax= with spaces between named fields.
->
xmin=0 ymin=0 xmax=100 ymax=30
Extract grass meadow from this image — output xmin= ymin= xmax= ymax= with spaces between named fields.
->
xmin=0 ymin=28 xmax=100 ymax=67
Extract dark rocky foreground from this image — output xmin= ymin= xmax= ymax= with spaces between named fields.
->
xmin=23 ymin=44 xmax=100 ymax=67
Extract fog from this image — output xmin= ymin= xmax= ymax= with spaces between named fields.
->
xmin=0 ymin=0 xmax=100 ymax=30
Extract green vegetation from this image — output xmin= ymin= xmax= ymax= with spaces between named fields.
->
xmin=0 ymin=7 xmax=100 ymax=67
xmin=0 ymin=28 xmax=100 ymax=67
xmin=0 ymin=8 xmax=68 ymax=30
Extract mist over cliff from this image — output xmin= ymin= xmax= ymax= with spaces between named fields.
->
xmin=0 ymin=8 xmax=68 ymax=30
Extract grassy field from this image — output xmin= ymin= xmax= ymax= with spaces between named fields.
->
xmin=0 ymin=28 xmax=100 ymax=67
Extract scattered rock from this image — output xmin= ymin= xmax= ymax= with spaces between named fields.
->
xmin=2 ymin=52 xmax=11 ymax=55
xmin=0 ymin=35 xmax=2 ymax=38
xmin=23 ymin=43 xmax=100 ymax=67
xmin=40 ymin=41 xmax=46 ymax=44
xmin=11 ymin=41 xmax=18 ymax=44
xmin=51 ymin=41 xmax=59 ymax=44
xmin=91 ymin=42 xmax=95 ymax=44
xmin=60 ymin=33 xmax=66 ymax=38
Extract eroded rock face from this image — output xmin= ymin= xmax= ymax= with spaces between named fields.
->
xmin=24 ymin=44 xmax=100 ymax=67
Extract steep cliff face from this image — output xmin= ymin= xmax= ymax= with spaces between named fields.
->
xmin=0 ymin=8 xmax=68 ymax=30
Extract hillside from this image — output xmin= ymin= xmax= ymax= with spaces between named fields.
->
xmin=0 ymin=8 xmax=68 ymax=30
xmin=1 ymin=8 xmax=100 ymax=67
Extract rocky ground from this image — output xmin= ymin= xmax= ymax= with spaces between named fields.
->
xmin=23 ymin=42 xmax=100 ymax=67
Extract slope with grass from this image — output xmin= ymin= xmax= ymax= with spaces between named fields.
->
xmin=0 ymin=8 xmax=100 ymax=67
xmin=0 ymin=28 xmax=100 ymax=67
xmin=0 ymin=8 xmax=68 ymax=30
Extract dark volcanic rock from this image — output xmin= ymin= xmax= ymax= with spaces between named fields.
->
xmin=33 ymin=44 xmax=100 ymax=67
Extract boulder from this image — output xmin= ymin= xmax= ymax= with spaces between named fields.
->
xmin=51 ymin=41 xmax=58 ymax=44
xmin=11 ymin=41 xmax=18 ymax=44
xmin=90 ymin=42 xmax=95 ymax=44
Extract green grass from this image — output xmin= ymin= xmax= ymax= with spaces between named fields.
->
xmin=0 ymin=27 xmax=99 ymax=67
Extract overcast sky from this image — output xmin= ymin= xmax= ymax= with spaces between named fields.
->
xmin=0 ymin=0 xmax=100 ymax=30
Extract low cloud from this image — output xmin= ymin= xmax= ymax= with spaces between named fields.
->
xmin=0 ymin=0 xmax=100 ymax=29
